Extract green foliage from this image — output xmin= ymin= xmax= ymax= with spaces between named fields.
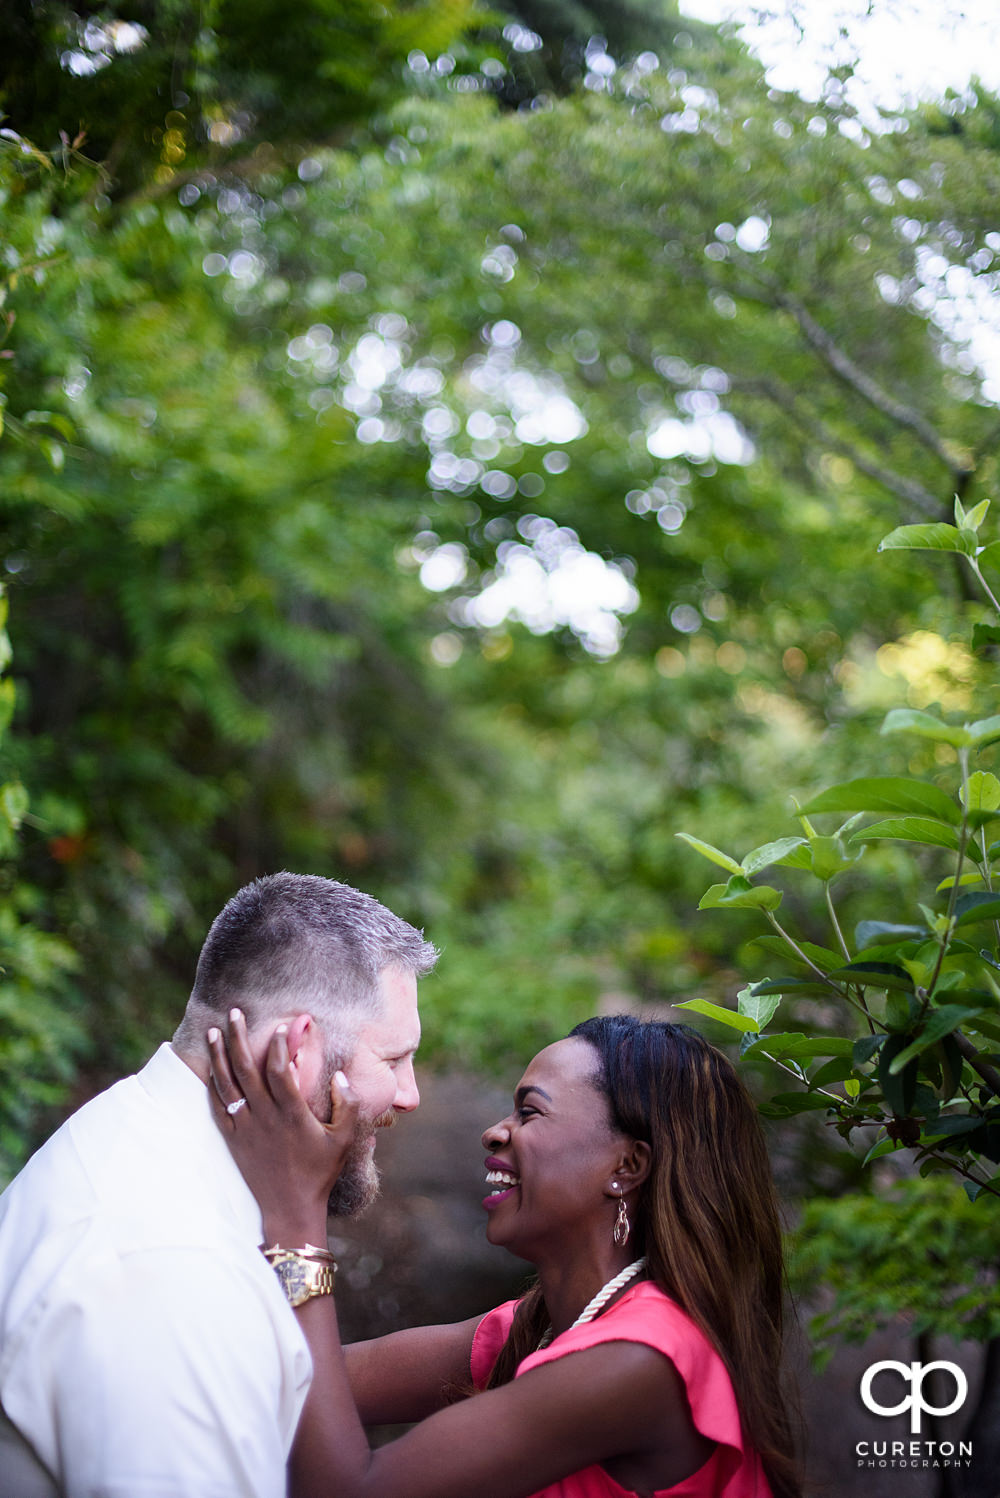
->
xmin=0 ymin=584 xmax=81 ymax=1183
xmin=678 ymin=500 xmax=1000 ymax=1201
xmin=5 ymin=10 xmax=1000 ymax=1178
xmin=0 ymin=0 xmax=480 ymax=194
xmin=788 ymin=1177 xmax=1000 ymax=1364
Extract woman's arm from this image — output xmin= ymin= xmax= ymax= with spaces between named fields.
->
xmin=345 ymin=1318 xmax=483 ymax=1424
xmin=293 ymin=1297 xmax=702 ymax=1498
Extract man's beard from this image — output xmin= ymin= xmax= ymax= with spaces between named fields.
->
xmin=312 ymin=1060 xmax=394 ymax=1217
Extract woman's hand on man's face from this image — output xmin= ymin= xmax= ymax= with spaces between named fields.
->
xmin=207 ymin=1009 xmax=358 ymax=1243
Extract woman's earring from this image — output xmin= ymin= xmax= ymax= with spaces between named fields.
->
xmin=613 ymin=1195 xmax=630 ymax=1248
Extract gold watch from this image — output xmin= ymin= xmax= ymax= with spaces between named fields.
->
xmin=263 ymin=1245 xmax=337 ymax=1308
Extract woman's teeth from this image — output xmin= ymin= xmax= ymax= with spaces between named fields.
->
xmin=485 ymin=1168 xmax=520 ymax=1195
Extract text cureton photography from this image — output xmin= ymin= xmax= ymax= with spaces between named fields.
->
xmin=855 ymin=1359 xmax=974 ymax=1474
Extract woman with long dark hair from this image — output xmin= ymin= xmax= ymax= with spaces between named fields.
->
xmin=209 ymin=1012 xmax=800 ymax=1498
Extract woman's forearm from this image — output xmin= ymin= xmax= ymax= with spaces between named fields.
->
xmin=290 ymin=1295 xmax=375 ymax=1498
xmin=346 ymin=1317 xmax=483 ymax=1424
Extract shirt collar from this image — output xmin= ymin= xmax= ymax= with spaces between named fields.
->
xmin=135 ymin=1043 xmax=265 ymax=1244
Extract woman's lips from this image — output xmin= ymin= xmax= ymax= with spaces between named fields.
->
xmin=483 ymin=1158 xmax=520 ymax=1209
xmin=482 ymin=1183 xmax=519 ymax=1210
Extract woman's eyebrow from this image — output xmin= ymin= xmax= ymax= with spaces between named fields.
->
xmin=514 ymin=1084 xmax=553 ymax=1106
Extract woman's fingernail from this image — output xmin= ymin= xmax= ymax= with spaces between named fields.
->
xmin=334 ymin=1070 xmax=349 ymax=1091
xmin=207 ymin=1027 xmax=219 ymax=1043
xmin=276 ymin=1023 xmax=288 ymax=1036
xmin=230 ymin=1007 xmax=242 ymax=1022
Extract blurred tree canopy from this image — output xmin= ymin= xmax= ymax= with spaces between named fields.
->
xmin=2 ymin=0 xmax=480 ymax=192
xmin=2 ymin=0 xmax=1000 ymax=1180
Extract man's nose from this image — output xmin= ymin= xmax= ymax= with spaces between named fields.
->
xmin=393 ymin=1059 xmax=420 ymax=1112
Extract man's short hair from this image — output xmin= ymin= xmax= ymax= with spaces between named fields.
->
xmin=173 ymin=872 xmax=436 ymax=1055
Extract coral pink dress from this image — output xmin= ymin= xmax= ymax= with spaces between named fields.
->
xmin=470 ymin=1280 xmax=772 ymax=1498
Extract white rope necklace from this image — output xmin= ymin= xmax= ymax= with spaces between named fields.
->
xmin=537 ymin=1256 xmax=647 ymax=1349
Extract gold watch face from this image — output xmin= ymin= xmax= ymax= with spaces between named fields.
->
xmin=275 ymin=1257 xmax=311 ymax=1306
xmin=273 ymin=1255 xmax=333 ymax=1307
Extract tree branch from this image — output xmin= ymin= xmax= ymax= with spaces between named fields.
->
xmin=733 ymin=374 xmax=945 ymax=519
xmin=772 ymin=290 xmax=973 ymax=483
xmin=952 ymin=1030 xmax=1000 ymax=1102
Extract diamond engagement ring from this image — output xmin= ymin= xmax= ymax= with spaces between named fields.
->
xmin=226 ymin=1097 xmax=248 ymax=1116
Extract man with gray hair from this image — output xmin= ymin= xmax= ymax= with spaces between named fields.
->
xmin=0 ymin=872 xmax=436 ymax=1498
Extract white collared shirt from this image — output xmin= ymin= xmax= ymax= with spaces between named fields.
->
xmin=0 ymin=1044 xmax=312 ymax=1497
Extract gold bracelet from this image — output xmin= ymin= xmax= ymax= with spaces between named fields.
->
xmin=262 ymin=1242 xmax=337 ymax=1265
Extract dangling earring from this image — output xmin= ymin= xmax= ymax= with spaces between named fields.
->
xmin=613 ymin=1194 xmax=630 ymax=1248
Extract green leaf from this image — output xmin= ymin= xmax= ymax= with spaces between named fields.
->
xmin=673 ymin=999 xmax=760 ymax=1033
xmin=968 ymin=715 xmax=1000 ymax=749
xmin=980 ymin=1124 xmax=1000 ymax=1164
xmin=0 ymin=678 xmax=14 ymax=737
xmin=880 ymin=709 xmax=973 ymax=748
xmin=923 ymin=987 xmax=996 ymax=1011
xmin=738 ymin=1028 xmax=765 ymax=1058
xmin=971 ymin=621 xmax=1000 ymax=653
xmin=854 ymin=1035 xmax=885 ymax=1065
xmin=830 ymin=962 xmax=914 ymax=992
xmin=675 ymin=832 xmax=743 ymax=875
xmin=966 ymin=811 xmax=1000 ymax=832
xmin=963 ymin=499 xmax=991 ymax=531
xmin=808 ymin=835 xmax=859 ymax=881
xmin=758 ymin=1093 xmax=836 ymax=1116
xmin=918 ymin=1157 xmax=952 ymax=1177
xmin=752 ymin=935 xmax=843 ymax=971
xmin=917 ymin=901 xmax=948 ymax=932
xmin=799 ymin=776 xmax=960 ymax=824
xmin=879 ymin=1035 xmax=918 ymax=1115
xmin=697 ymin=877 xmax=783 ymax=911
xmin=963 ymin=772 xmax=1000 ymax=815
xmin=748 ymin=1033 xmax=854 ymax=1059
xmin=938 ymin=1034 xmax=964 ymax=1098
xmin=921 ymin=1114 xmax=984 ymax=1142
xmin=954 ymin=892 xmax=1000 ymax=927
xmin=854 ymin=921 xmax=926 ymax=949
xmin=774 ymin=843 xmax=815 ymax=871
xmin=736 ymin=984 xmax=781 ymax=1031
xmin=0 ymin=781 xmax=28 ymax=832
xmin=976 ymin=540 xmax=1000 ymax=572
xmin=849 ymin=817 xmax=962 ymax=852
xmin=743 ymin=977 xmax=836 ymax=997
xmin=888 ymin=1006 xmax=984 ymax=1073
xmin=862 ymin=1135 xmax=901 ymax=1166
xmin=809 ymin=1056 xmax=857 ymax=1086
xmin=878 ymin=522 xmax=974 ymax=556
xmin=886 ymin=991 xmax=917 ymax=1030
xmin=23 ymin=409 xmax=75 ymax=440
xmin=936 ymin=872 xmax=986 ymax=893
xmin=741 ymin=837 xmax=808 ymax=876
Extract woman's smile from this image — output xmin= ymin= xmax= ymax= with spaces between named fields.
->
xmin=483 ymin=1156 xmax=521 ymax=1209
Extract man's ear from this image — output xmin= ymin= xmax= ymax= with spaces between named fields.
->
xmin=609 ymin=1138 xmax=652 ymax=1196
xmin=282 ymin=1012 xmax=317 ymax=1079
